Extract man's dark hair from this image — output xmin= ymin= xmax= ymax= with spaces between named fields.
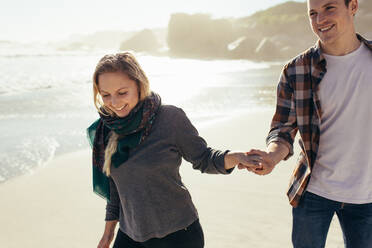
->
xmin=344 ymin=0 xmax=351 ymax=6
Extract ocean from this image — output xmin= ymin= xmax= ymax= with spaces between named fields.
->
xmin=0 ymin=44 xmax=282 ymax=183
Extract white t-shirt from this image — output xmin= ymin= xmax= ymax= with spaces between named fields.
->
xmin=306 ymin=43 xmax=372 ymax=204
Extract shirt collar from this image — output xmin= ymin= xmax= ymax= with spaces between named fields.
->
xmin=312 ymin=33 xmax=372 ymax=67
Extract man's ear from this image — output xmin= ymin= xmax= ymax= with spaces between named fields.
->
xmin=350 ymin=0 xmax=358 ymax=16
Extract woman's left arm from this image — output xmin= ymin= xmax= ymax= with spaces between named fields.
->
xmin=173 ymin=107 xmax=260 ymax=174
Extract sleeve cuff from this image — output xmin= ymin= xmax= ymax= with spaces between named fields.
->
xmin=104 ymin=215 xmax=119 ymax=221
xmin=105 ymin=202 xmax=120 ymax=221
xmin=218 ymin=150 xmax=234 ymax=174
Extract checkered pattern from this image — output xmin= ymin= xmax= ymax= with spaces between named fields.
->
xmin=266 ymin=34 xmax=372 ymax=207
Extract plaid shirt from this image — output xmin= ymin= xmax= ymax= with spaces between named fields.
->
xmin=266 ymin=34 xmax=372 ymax=207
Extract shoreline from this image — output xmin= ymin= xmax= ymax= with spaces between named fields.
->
xmin=0 ymin=110 xmax=344 ymax=247
xmin=0 ymin=107 xmax=274 ymax=186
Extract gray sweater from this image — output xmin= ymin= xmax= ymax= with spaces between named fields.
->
xmin=106 ymin=105 xmax=231 ymax=242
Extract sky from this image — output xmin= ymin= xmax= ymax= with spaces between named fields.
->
xmin=0 ymin=0 xmax=305 ymax=42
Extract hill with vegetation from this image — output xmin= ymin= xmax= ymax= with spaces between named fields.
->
xmin=165 ymin=0 xmax=371 ymax=61
xmin=112 ymin=0 xmax=371 ymax=61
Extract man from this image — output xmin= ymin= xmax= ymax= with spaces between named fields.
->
xmin=244 ymin=0 xmax=372 ymax=247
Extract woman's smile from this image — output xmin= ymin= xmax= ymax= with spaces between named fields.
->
xmin=98 ymin=72 xmax=139 ymax=118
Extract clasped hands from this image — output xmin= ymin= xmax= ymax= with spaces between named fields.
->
xmin=233 ymin=149 xmax=276 ymax=176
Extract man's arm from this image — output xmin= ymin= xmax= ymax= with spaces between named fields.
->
xmin=241 ymin=66 xmax=297 ymax=175
xmin=266 ymin=142 xmax=290 ymax=166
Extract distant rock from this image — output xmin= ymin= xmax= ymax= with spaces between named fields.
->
xmin=53 ymin=30 xmax=136 ymax=51
xmin=57 ymin=42 xmax=91 ymax=51
xmin=119 ymin=29 xmax=162 ymax=53
xmin=231 ymin=1 xmax=315 ymax=61
xmin=254 ymin=38 xmax=281 ymax=61
xmin=77 ymin=31 xmax=135 ymax=49
xmin=167 ymin=13 xmax=234 ymax=59
xmin=166 ymin=0 xmax=371 ymax=61
xmin=228 ymin=36 xmax=259 ymax=59
xmin=0 ymin=40 xmax=12 ymax=44
xmin=166 ymin=2 xmax=314 ymax=61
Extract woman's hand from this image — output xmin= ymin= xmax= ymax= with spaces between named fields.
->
xmin=97 ymin=232 xmax=115 ymax=248
xmin=97 ymin=220 xmax=118 ymax=248
xmin=224 ymin=151 xmax=262 ymax=170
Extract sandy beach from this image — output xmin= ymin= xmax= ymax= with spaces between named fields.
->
xmin=0 ymin=110 xmax=344 ymax=248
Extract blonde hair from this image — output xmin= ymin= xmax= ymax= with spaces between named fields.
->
xmin=93 ymin=52 xmax=151 ymax=175
xmin=93 ymin=52 xmax=151 ymax=116
xmin=103 ymin=132 xmax=119 ymax=176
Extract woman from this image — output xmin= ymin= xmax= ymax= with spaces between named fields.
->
xmin=87 ymin=52 xmax=260 ymax=248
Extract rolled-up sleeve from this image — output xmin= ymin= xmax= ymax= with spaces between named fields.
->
xmin=173 ymin=108 xmax=232 ymax=174
xmin=105 ymin=177 xmax=120 ymax=221
xmin=266 ymin=67 xmax=298 ymax=160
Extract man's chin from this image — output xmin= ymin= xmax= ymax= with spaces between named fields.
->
xmin=318 ymin=36 xmax=337 ymax=48
xmin=320 ymin=30 xmax=341 ymax=42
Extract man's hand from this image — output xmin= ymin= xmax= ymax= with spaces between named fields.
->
xmin=246 ymin=149 xmax=277 ymax=175
xmin=237 ymin=149 xmax=277 ymax=176
xmin=239 ymin=142 xmax=289 ymax=176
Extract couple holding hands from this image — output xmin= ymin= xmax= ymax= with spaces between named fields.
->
xmin=88 ymin=0 xmax=372 ymax=247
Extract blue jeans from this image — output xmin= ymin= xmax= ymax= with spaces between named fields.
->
xmin=292 ymin=191 xmax=372 ymax=248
